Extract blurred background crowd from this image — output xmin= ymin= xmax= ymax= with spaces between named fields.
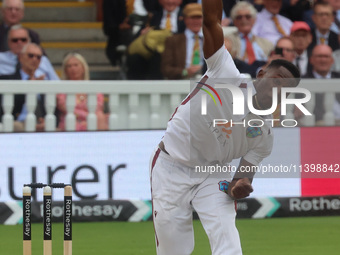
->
xmin=102 ymin=0 xmax=340 ymax=80
xmin=0 ymin=0 xmax=340 ymax=130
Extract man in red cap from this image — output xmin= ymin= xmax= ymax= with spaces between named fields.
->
xmin=290 ymin=21 xmax=312 ymax=76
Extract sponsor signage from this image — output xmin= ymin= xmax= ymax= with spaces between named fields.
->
xmin=0 ymin=131 xmax=163 ymax=202
xmin=1 ymin=196 xmax=339 ymax=225
xmin=0 ymin=128 xmax=339 ymax=202
xmin=0 ymin=200 xmax=152 ymax=225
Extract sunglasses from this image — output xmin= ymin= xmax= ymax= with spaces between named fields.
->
xmin=27 ymin=53 xmax=42 ymax=60
xmin=235 ymin=14 xmax=252 ymax=21
xmin=11 ymin=38 xmax=28 ymax=43
xmin=11 ymin=37 xmax=28 ymax=43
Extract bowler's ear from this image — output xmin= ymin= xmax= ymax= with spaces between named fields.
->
xmin=256 ymin=69 xmax=265 ymax=78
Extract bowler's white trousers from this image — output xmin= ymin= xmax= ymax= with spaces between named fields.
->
xmin=150 ymin=147 xmax=243 ymax=255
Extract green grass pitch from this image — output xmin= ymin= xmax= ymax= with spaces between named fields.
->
xmin=2 ymin=216 xmax=339 ymax=254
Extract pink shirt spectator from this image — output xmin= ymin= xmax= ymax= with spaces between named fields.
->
xmin=57 ymin=93 xmax=107 ymax=131
xmin=56 ymin=52 xmax=108 ymax=131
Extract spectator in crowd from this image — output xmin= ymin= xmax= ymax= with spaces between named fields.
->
xmin=295 ymin=44 xmax=340 ymax=125
xmin=332 ymin=34 xmax=340 ymax=71
xmin=0 ymin=43 xmax=46 ymax=131
xmin=161 ymin=3 xmax=204 ymax=79
xmin=308 ymin=1 xmax=339 ymax=52
xmin=280 ymin=0 xmax=312 ymax=22
xmin=127 ymin=0 xmax=185 ymax=80
xmin=223 ymin=37 xmax=267 ymax=78
xmin=142 ymin=0 xmax=162 ymax=12
xmin=56 ymin=53 xmax=108 ymax=131
xmin=128 ymin=0 xmax=151 ymax=36
xmin=229 ymin=35 xmax=294 ymax=78
xmin=226 ymin=2 xmax=273 ymax=66
xmin=252 ymin=0 xmax=293 ymax=45
xmin=102 ymin=0 xmax=136 ymax=66
xmin=327 ymin=0 xmax=340 ymax=34
xmin=146 ymin=0 xmax=185 ymax=33
xmin=290 ymin=21 xmax=313 ymax=76
xmin=0 ymin=0 xmax=41 ymax=52
xmin=145 ymin=0 xmax=198 ymax=13
xmin=193 ymin=0 xmax=237 ymax=26
xmin=0 ymin=25 xmax=59 ymax=80
xmin=274 ymin=36 xmax=296 ymax=62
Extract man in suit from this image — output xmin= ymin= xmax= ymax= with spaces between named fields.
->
xmin=0 ymin=0 xmax=41 ymax=52
xmin=308 ymin=1 xmax=339 ymax=52
xmin=226 ymin=1 xmax=273 ymax=75
xmin=127 ymin=0 xmax=185 ymax=79
xmin=327 ymin=0 xmax=340 ymax=34
xmin=295 ymin=44 xmax=340 ymax=125
xmin=102 ymin=0 xmax=130 ymax=66
xmin=161 ymin=3 xmax=203 ymax=79
xmin=0 ymin=43 xmax=46 ymax=131
xmin=148 ymin=0 xmax=185 ymax=33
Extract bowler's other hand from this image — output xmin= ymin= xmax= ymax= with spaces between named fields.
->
xmin=229 ymin=178 xmax=253 ymax=199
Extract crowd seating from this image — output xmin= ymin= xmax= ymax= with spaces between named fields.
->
xmin=0 ymin=0 xmax=120 ymax=79
xmin=0 ymin=79 xmax=339 ymax=132
xmin=1 ymin=0 xmax=340 ymax=131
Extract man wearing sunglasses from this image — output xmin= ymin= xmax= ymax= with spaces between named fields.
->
xmin=0 ymin=43 xmax=47 ymax=131
xmin=0 ymin=25 xmax=58 ymax=80
xmin=225 ymin=1 xmax=273 ymax=77
xmin=0 ymin=0 xmax=41 ymax=52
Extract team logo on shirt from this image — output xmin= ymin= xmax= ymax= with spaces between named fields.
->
xmin=246 ymin=126 xmax=262 ymax=138
xmin=218 ymin=180 xmax=230 ymax=193
xmin=216 ymin=122 xmax=232 ymax=138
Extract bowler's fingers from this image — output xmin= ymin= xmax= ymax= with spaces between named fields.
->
xmin=231 ymin=180 xmax=253 ymax=199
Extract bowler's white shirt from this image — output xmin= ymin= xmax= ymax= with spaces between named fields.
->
xmin=163 ymin=46 xmax=273 ymax=169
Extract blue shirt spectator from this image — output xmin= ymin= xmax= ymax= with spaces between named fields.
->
xmin=252 ymin=0 xmax=293 ymax=45
xmin=0 ymin=25 xmax=59 ymax=80
xmin=0 ymin=50 xmax=59 ymax=80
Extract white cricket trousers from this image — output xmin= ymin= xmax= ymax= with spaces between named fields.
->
xmin=150 ymin=148 xmax=243 ymax=255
